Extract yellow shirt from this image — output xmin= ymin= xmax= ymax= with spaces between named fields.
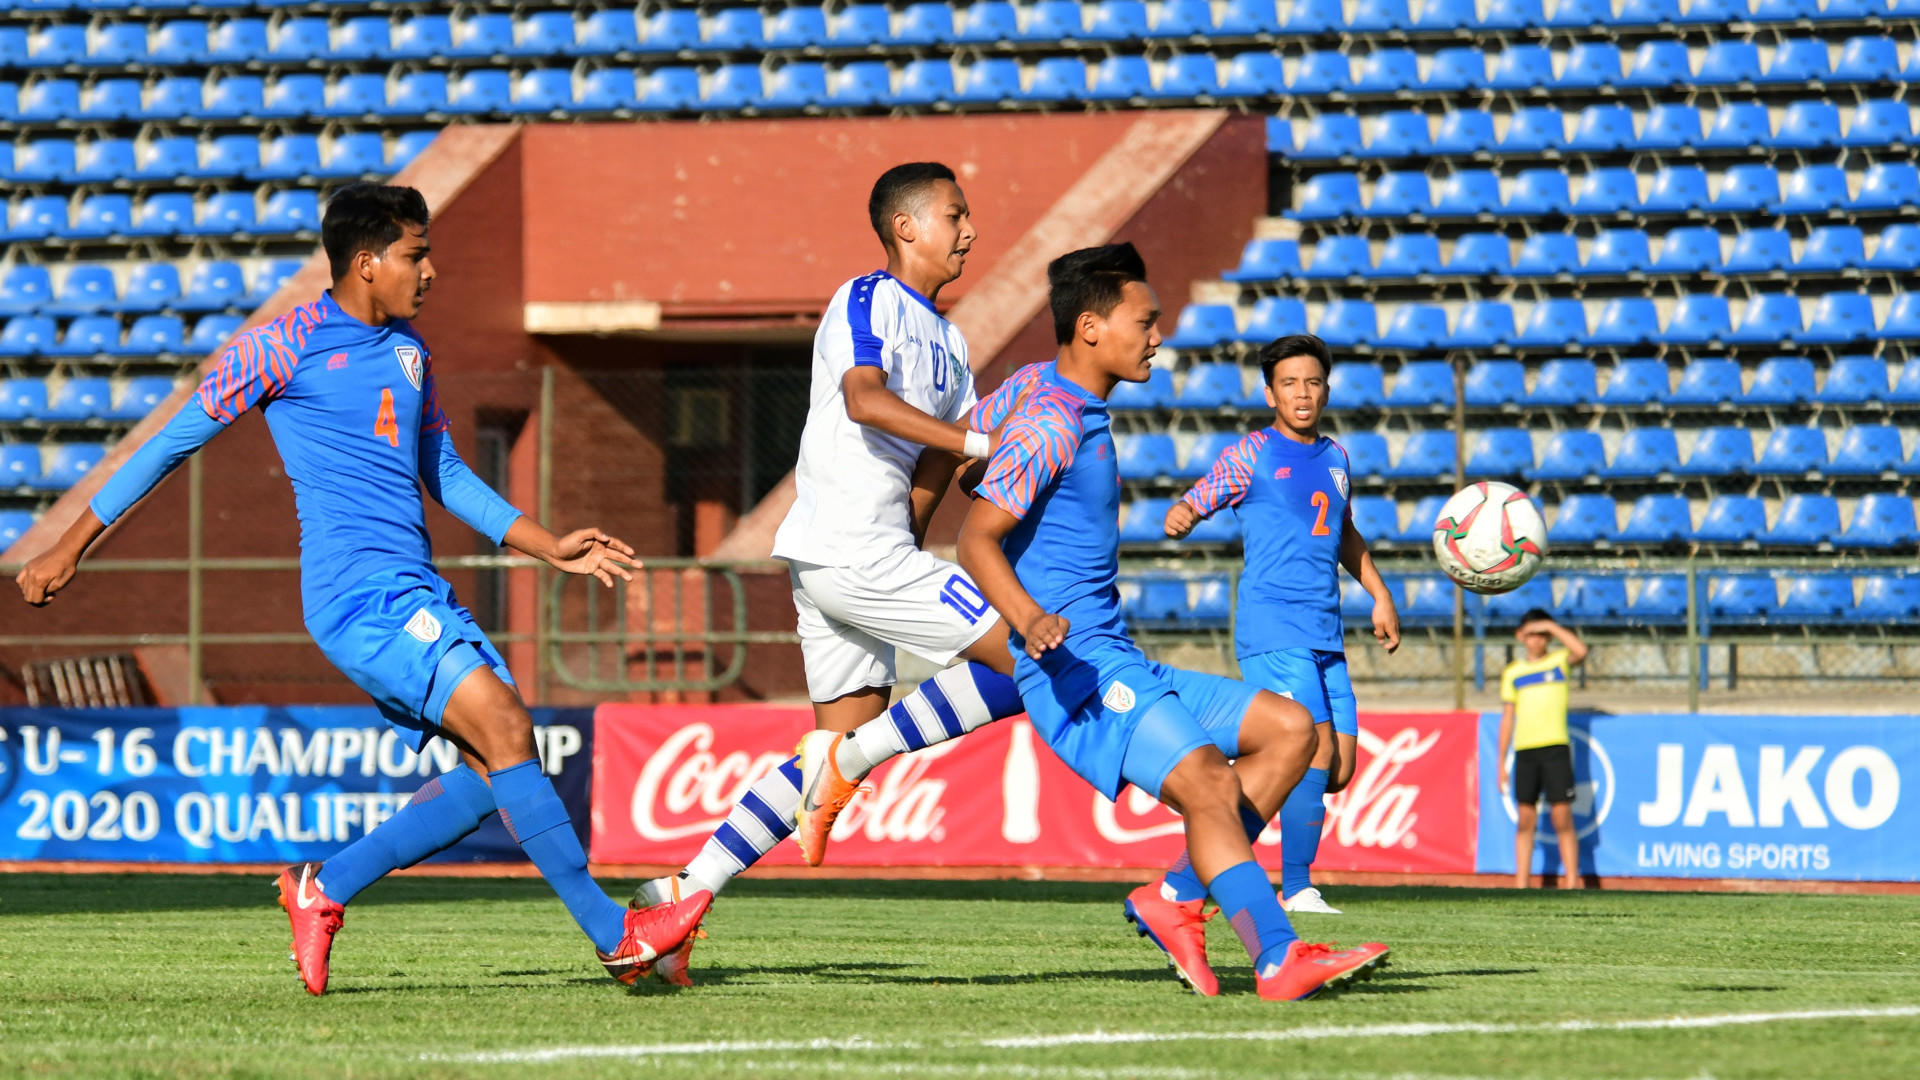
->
xmin=1501 ymin=651 xmax=1571 ymax=750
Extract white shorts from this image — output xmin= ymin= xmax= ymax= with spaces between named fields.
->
xmin=786 ymin=546 xmax=1000 ymax=702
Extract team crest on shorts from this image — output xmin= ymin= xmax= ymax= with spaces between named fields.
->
xmin=394 ymin=345 xmax=424 ymax=391
xmin=1328 ymin=467 xmax=1350 ymax=499
xmin=1102 ymin=681 xmax=1136 ymax=713
xmin=404 ymin=607 xmax=443 ymax=644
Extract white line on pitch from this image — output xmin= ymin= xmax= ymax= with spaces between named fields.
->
xmin=430 ymin=1004 xmax=1920 ymax=1065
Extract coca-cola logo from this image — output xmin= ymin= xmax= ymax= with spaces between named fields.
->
xmin=1093 ymin=784 xmax=1186 ymax=844
xmin=1323 ymin=726 xmax=1442 ymax=850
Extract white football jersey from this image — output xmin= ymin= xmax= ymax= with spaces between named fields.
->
xmin=773 ymin=271 xmax=976 ymax=567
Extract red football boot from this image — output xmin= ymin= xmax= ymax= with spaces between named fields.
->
xmin=1256 ymin=940 xmax=1390 ymax=1001
xmin=274 ymin=862 xmax=345 ymax=996
xmin=1122 ymin=881 xmax=1220 ymax=997
xmin=597 ymin=889 xmax=712 ymax=985
xmin=630 ymin=876 xmax=707 ymax=988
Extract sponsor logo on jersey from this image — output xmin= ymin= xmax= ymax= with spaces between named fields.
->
xmin=1274 ymin=466 xmax=1292 ymax=479
xmin=326 ymin=352 xmax=349 ymax=371
xmin=404 ymin=607 xmax=442 ymax=644
xmin=1102 ymin=681 xmax=1136 ymax=713
xmin=1329 ymin=467 xmax=1350 ymax=499
xmin=394 ymin=345 xmax=423 ymax=391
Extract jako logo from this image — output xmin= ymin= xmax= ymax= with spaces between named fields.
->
xmin=1637 ymin=744 xmax=1899 ymax=830
xmin=1499 ymin=728 xmax=1615 ymax=840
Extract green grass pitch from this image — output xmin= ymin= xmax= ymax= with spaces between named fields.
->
xmin=3 ymin=874 xmax=1917 ymax=1078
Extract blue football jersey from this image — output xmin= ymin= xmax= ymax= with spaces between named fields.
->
xmin=1181 ymin=428 xmax=1352 ymax=656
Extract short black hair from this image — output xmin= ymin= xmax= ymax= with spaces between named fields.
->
xmin=1259 ymin=334 xmax=1333 ymax=384
xmin=1521 ymin=608 xmax=1554 ymax=629
xmin=322 ymin=183 xmax=430 ymax=280
xmin=1046 ymin=243 xmax=1149 ymax=345
xmin=868 ymin=162 xmax=958 ymax=248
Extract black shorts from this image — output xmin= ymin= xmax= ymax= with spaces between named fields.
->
xmin=1513 ymin=744 xmax=1576 ymax=806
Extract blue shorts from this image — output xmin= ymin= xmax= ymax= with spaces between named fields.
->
xmin=1015 ymin=633 xmax=1262 ymax=801
xmin=305 ymin=568 xmax=513 ymax=751
xmin=1239 ymin=648 xmax=1357 ymax=737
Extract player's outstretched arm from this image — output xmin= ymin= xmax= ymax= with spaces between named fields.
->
xmin=908 ymin=448 xmax=965 ymax=548
xmin=1340 ymin=515 xmax=1400 ymax=654
xmin=842 ymin=367 xmax=981 ymax=458
xmin=502 ymin=518 xmax=638 ymax=589
xmin=957 ymin=499 xmax=1066 ymax=658
xmin=1519 ymin=617 xmax=1589 ymax=666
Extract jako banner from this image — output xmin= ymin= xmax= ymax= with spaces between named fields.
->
xmin=1476 ymin=713 xmax=1916 ymax=881
xmin=0 ymin=707 xmax=593 ymax=863
xmin=590 ymin=705 xmax=1479 ymax=872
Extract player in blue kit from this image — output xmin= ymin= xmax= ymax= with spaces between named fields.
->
xmin=957 ymin=244 xmax=1389 ymax=1000
xmin=1164 ymin=334 xmax=1401 ymax=915
xmin=13 ymin=184 xmax=709 ymax=994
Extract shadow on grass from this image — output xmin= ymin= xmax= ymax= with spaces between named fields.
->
xmin=1685 ymin=984 xmax=1784 ymax=993
xmin=1391 ymin=967 xmax=1539 ymax=980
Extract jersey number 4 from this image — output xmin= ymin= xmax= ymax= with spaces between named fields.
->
xmin=374 ymin=389 xmax=399 ymax=447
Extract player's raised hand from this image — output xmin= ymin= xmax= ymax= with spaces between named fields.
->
xmin=1372 ymin=599 xmax=1401 ymax=654
xmin=15 ymin=546 xmax=80 ymax=607
xmin=1019 ymin=611 xmax=1070 ymax=658
xmin=544 ymin=528 xmax=640 ymax=588
xmin=1163 ymin=501 xmax=1200 ymax=539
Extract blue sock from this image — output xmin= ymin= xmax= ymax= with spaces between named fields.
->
xmin=318 ymin=764 xmax=496 ymax=905
xmin=490 ymin=760 xmax=625 ymax=953
xmin=1160 ymin=803 xmax=1270 ymax=903
xmin=1211 ymin=859 xmax=1299 ymax=971
xmin=1279 ymin=767 xmax=1330 ymax=900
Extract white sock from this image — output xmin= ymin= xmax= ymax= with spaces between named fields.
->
xmin=833 ymin=662 xmax=1024 ymax=781
xmin=679 ymin=755 xmax=801 ymax=896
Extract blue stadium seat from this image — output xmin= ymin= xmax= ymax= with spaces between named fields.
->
xmin=1775 ymin=574 xmax=1854 ymax=622
xmin=27 ymin=25 xmax=86 ymax=68
xmin=318 ymin=132 xmax=384 ymax=178
xmin=1662 ymin=295 xmax=1731 ymax=347
xmin=17 ymin=80 xmax=79 ymax=123
xmin=1107 ymin=368 xmax=1174 ymax=410
xmin=128 ymin=192 xmax=194 ymax=237
xmin=1610 ymin=429 xmax=1682 ymax=478
xmin=1767 ymin=494 xmax=1841 ymax=547
xmin=1508 ymin=169 xmax=1572 ymax=215
xmin=1819 ymin=355 xmax=1889 ymax=404
xmin=119 ymin=315 xmax=186 ymax=357
xmin=1401 ymin=575 xmax=1471 ymax=627
xmin=1828 ymin=425 xmax=1903 ymax=476
xmin=1652 ymin=227 xmax=1721 ymax=274
xmin=449 ymin=13 xmax=516 ymax=59
xmin=185 ymin=315 xmax=244 ymax=356
xmin=827 ymin=4 xmax=894 ymax=46
xmin=32 ymin=444 xmax=106 ymax=492
xmin=1290 ymin=52 xmax=1352 ymax=95
xmin=1180 ymin=432 xmax=1241 ymax=478
xmin=1729 ymin=293 xmax=1804 ymax=345
xmin=392 ymin=15 xmax=453 ymax=59
xmin=67 ymin=194 xmax=131 ymax=239
xmin=105 ymin=376 xmax=177 ymax=422
xmin=1385 ymin=430 xmax=1456 ymax=478
xmin=1641 ymin=105 xmax=1703 ymax=151
xmin=80 ymin=80 xmax=142 ymax=123
xmin=42 ymin=376 xmax=109 ymax=419
xmin=1117 ymin=433 xmax=1179 ymax=480
xmin=1485 ymin=575 xmax=1555 ymax=624
xmin=177 ymin=261 xmax=245 ymax=313
xmin=1379 ymin=305 xmax=1449 ymax=350
xmin=1432 ymin=109 xmax=1495 ymax=154
xmin=701 ymin=65 xmax=762 ymax=110
xmin=1088 ymin=0 xmax=1151 ymax=39
xmin=1845 ymin=100 xmax=1913 ymax=149
xmin=1344 ymin=432 xmax=1393 ymax=480
xmin=1188 ymin=575 xmax=1233 ymax=627
xmin=1556 ymin=574 xmax=1627 ymax=625
xmin=1884 ymin=294 xmax=1920 ymax=341
xmin=151 ymin=20 xmax=209 ymax=64
xmin=1777 ymin=165 xmax=1851 ymax=216
xmin=1584 ymin=229 xmax=1650 ymax=275
xmin=1361 ymin=111 xmax=1431 ymax=158
xmin=45 ymin=266 xmax=118 ymax=316
xmin=258 ymin=190 xmax=319 ymax=235
xmin=1283 ymin=0 xmax=1345 ymax=31
xmin=1489 ymin=46 xmax=1556 ymax=92
xmin=1550 ymin=494 xmax=1619 ymax=545
xmin=0 ymin=510 xmax=32 ymax=549
xmin=1701 ymin=104 xmax=1774 ymax=152
xmin=1775 ymin=101 xmax=1842 ymax=150
xmin=0 ymin=378 xmax=49 ymax=420
xmin=268 ymin=17 xmax=331 ymax=63
xmin=245 ymin=260 xmax=302 ymax=307
xmin=1749 ymin=0 xmax=1818 ymax=19
xmin=1465 ymin=361 xmax=1525 ymax=408
xmin=1745 ymin=357 xmax=1816 ymax=404
xmin=1501 ymin=107 xmax=1567 ymax=154
xmin=1392 ymin=494 xmax=1448 ymax=545
xmin=85 ymin=21 xmax=145 ymax=64
xmin=1842 ymin=495 xmax=1918 ymax=549
xmin=1835 ymin=36 xmax=1900 ymax=83
xmin=0 ymin=444 xmax=41 ymax=488
xmin=1514 ymin=234 xmax=1581 ymax=277
xmin=1426 ymin=47 xmax=1487 ymax=92
xmin=1618 ymin=493 xmax=1694 ymax=544
xmin=1857 ymin=575 xmax=1920 ymax=617
xmin=1175 ymin=363 xmax=1253 ymax=409
xmin=1798 ymin=226 xmax=1867 ymax=272
xmin=1241 ymin=297 xmax=1308 ymax=341
xmin=1431 ymin=171 xmax=1503 ymax=217
xmin=1151 ymin=0 xmax=1217 ymax=35
xmin=1696 ymin=495 xmax=1767 ymax=544
xmin=1354 ymin=50 xmax=1421 ymax=94
xmin=1328 ymin=363 xmax=1385 ymax=410
xmin=1445 ymin=233 xmax=1511 ymax=275
xmin=1560 ymin=42 xmax=1623 ymax=89
xmin=333 ymin=15 xmax=393 ymax=60
xmin=1089 ymin=55 xmax=1155 ymax=101
xmin=1482 ymin=0 xmax=1546 ymax=28
xmin=1223 ymin=239 xmax=1300 ymax=283
xmin=767 ymin=6 xmax=829 ymax=46
xmin=1410 ymin=0 xmax=1476 ymax=29
xmin=1680 ymin=426 xmax=1757 ymax=477
xmin=390 ymin=71 xmax=450 ymax=115
xmin=115 ymin=264 xmax=181 ymax=314
xmin=706 ymin=7 xmax=765 ymax=49
xmin=1723 ymin=229 xmax=1793 ymax=274
xmin=1290 ymin=171 xmax=1367 ymax=220
xmin=1551 ymin=0 xmax=1618 ymax=25
xmin=1303 ymin=236 xmax=1370 ymax=279
xmin=1028 ymin=56 xmax=1090 ymax=101
xmin=198 ymin=133 xmax=260 ymax=179
xmin=1453 ymin=301 xmax=1515 ymax=348
xmin=1625 ymin=574 xmax=1689 ymax=626
xmin=1349 ymin=495 xmax=1400 ymax=543
xmin=201 ymin=75 xmax=264 ymax=120
xmin=1761 ymin=38 xmax=1831 ymax=85
xmin=446 ymin=70 xmax=512 ymax=114
xmin=897 ymin=2 xmax=959 ymax=43
xmin=1668 ymin=357 xmax=1742 ymax=405
xmin=45 ymin=319 xmax=120 ymax=359
xmin=1529 ymin=359 xmax=1597 ymax=406
xmin=1164 ymin=305 xmax=1237 ymax=350
xmin=1187 ymin=507 xmax=1242 ymax=545
xmin=895 ymin=59 xmax=955 ymax=106
xmin=321 ymin=74 xmax=389 ymax=119
xmin=1386 ymin=361 xmax=1454 ymax=407
xmin=185 ymin=192 xmax=255 ymax=238
xmin=1315 ymin=300 xmax=1378 ymax=347
xmin=765 ymin=63 xmax=828 ymax=108
xmin=1119 ymin=498 xmax=1174 ymax=543
xmin=1573 ymin=168 xmax=1642 ymax=217
xmin=1024 ymin=0 xmax=1089 ymax=40
xmin=0 ymin=266 xmax=55 ymax=316
xmin=640 ymin=9 xmax=703 ymax=52
xmin=578 ymin=10 xmax=639 ymax=54
xmin=1467 ymin=428 xmax=1534 ymax=477
xmin=511 ymin=69 xmax=578 ymax=114
xmin=13 ymin=139 xmax=75 ymax=182
xmin=1800 ymin=293 xmax=1876 ymax=346
xmin=1569 ymin=105 xmax=1637 ymax=153
xmin=207 ymin=18 xmax=269 ymax=64
xmin=1621 ymin=40 xmax=1691 ymax=89
xmin=1697 ymin=41 xmax=1762 ymax=85
xmin=1223 ymin=54 xmax=1287 ymax=96
xmin=1514 ymin=299 xmax=1589 ymax=349
xmin=1755 ymin=426 xmax=1829 ymax=474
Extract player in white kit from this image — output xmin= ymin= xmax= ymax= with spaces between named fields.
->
xmin=628 ymin=164 xmax=1029 ymax=984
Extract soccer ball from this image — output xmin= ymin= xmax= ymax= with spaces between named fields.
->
xmin=1431 ymin=481 xmax=1549 ymax=595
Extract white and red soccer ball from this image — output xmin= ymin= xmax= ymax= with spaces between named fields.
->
xmin=1431 ymin=481 xmax=1549 ymax=595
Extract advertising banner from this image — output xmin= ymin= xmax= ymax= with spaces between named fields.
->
xmin=1475 ymin=713 xmax=1918 ymax=881
xmin=0 ymin=707 xmax=594 ymax=863
xmin=590 ymin=705 xmax=1479 ymax=872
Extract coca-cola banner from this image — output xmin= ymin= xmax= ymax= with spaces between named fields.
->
xmin=589 ymin=705 xmax=1479 ymax=872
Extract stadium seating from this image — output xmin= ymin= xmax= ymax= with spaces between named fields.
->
xmin=1696 ymin=496 xmax=1767 ymax=546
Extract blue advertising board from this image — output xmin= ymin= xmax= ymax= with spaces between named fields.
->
xmin=1476 ymin=713 xmax=1918 ymax=881
xmin=0 ymin=706 xmax=593 ymax=863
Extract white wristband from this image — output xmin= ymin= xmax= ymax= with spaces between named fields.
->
xmin=963 ymin=430 xmax=990 ymax=459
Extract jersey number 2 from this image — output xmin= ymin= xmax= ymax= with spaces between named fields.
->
xmin=1310 ymin=491 xmax=1332 ymax=536
xmin=374 ymin=389 xmax=399 ymax=447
